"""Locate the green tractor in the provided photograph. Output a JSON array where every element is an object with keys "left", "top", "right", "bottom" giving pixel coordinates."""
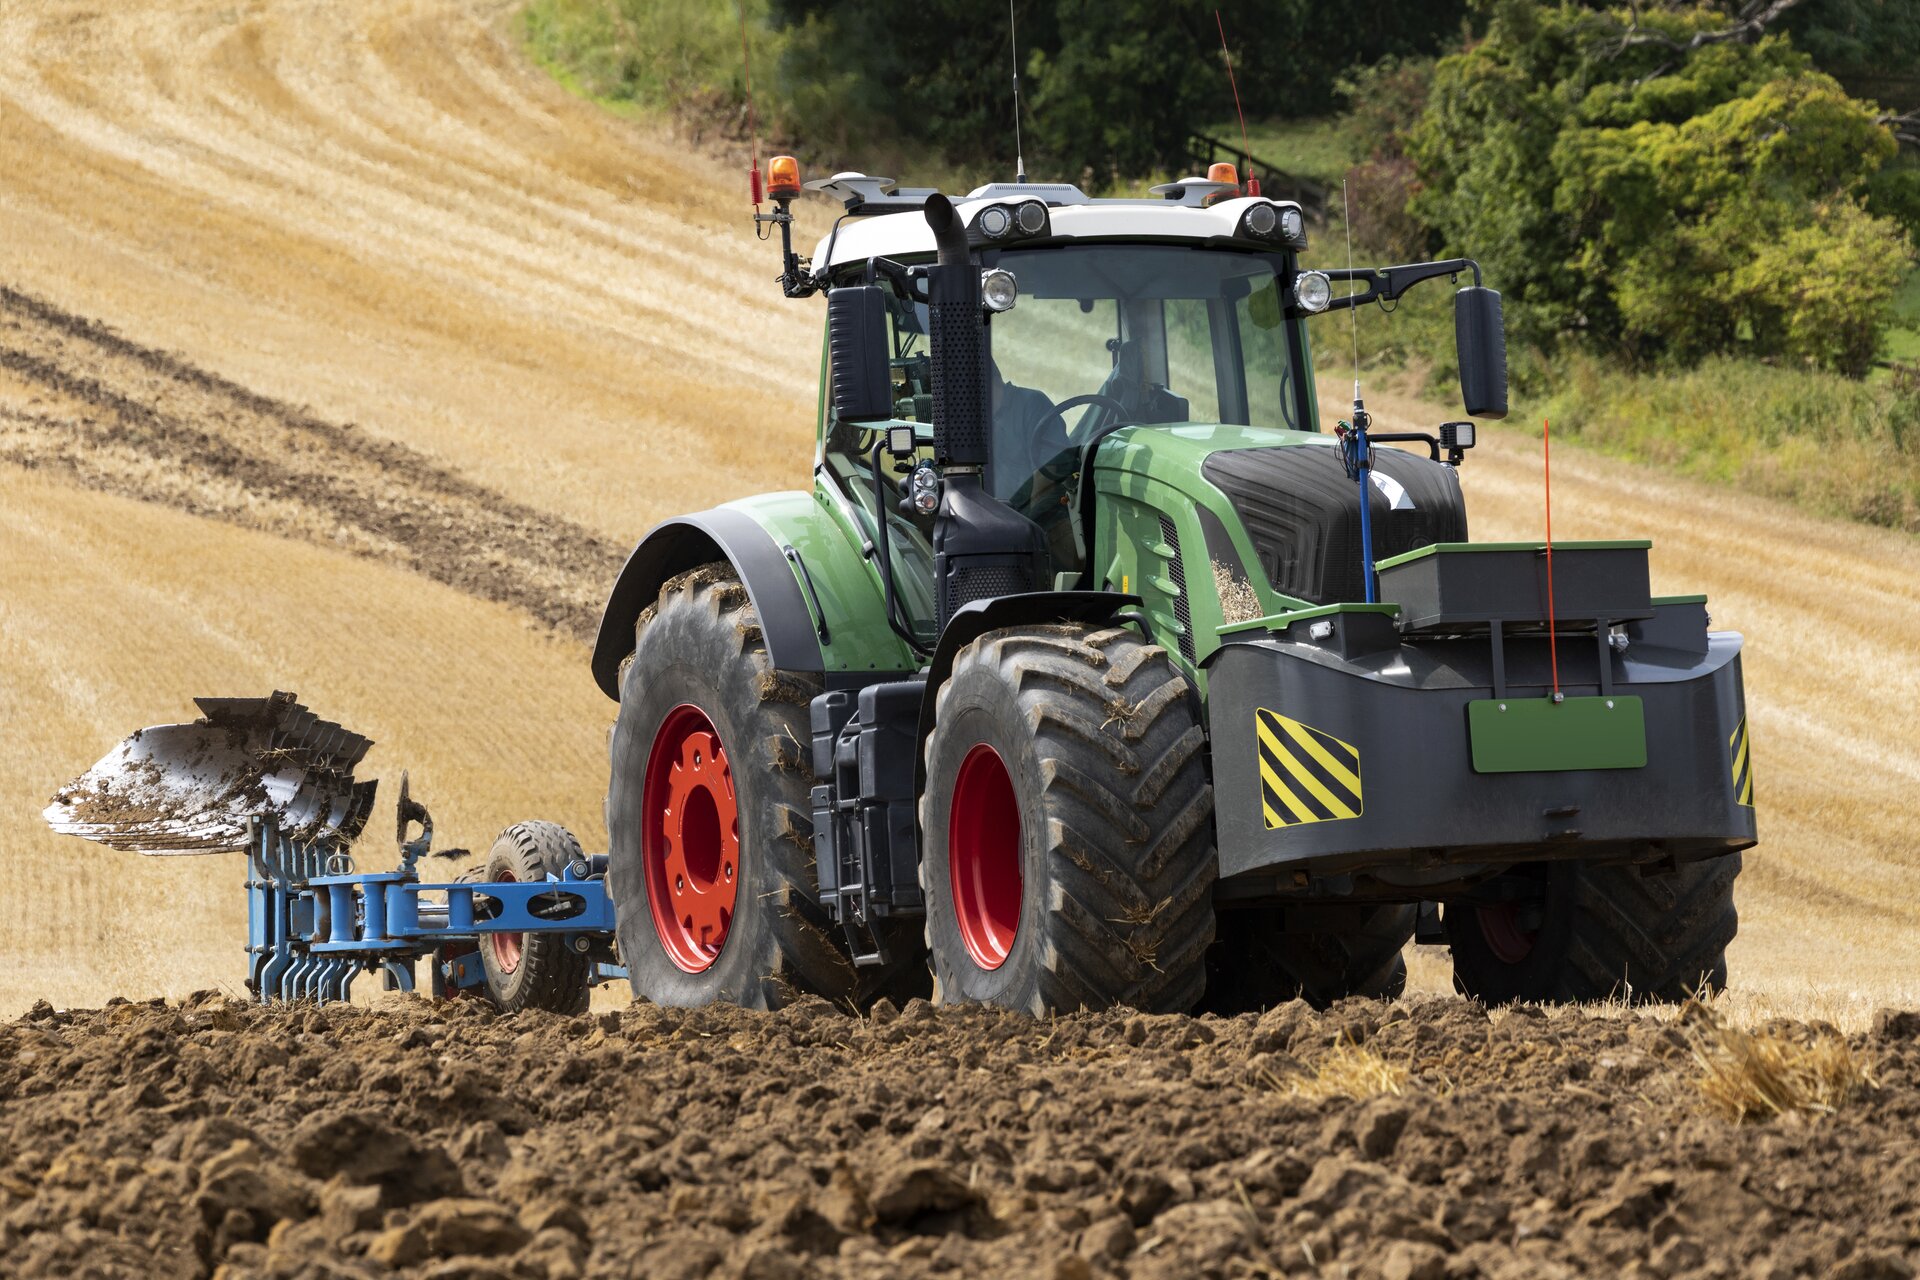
[{"left": 591, "top": 162, "right": 1754, "bottom": 1014}]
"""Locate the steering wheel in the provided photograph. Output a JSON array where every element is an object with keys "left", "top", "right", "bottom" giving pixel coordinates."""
[
  {"left": 1040, "top": 392, "right": 1131, "bottom": 433},
  {"left": 1008, "top": 393, "right": 1132, "bottom": 518}
]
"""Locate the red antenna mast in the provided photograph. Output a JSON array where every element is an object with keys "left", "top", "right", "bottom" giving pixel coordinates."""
[
  {"left": 1215, "top": 10, "right": 1258, "bottom": 196},
  {"left": 738, "top": 1, "right": 763, "bottom": 211}
]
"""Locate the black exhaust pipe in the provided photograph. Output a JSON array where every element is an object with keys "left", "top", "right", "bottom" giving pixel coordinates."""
[
  {"left": 923, "top": 194, "right": 988, "bottom": 468},
  {"left": 921, "top": 194, "right": 1048, "bottom": 631}
]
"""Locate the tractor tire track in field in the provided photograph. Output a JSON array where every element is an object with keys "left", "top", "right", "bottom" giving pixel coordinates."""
[{"left": 0, "top": 285, "right": 622, "bottom": 639}]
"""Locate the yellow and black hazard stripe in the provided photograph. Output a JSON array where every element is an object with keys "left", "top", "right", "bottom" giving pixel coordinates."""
[
  {"left": 1256, "top": 708, "right": 1363, "bottom": 830},
  {"left": 1729, "top": 716, "right": 1754, "bottom": 807}
]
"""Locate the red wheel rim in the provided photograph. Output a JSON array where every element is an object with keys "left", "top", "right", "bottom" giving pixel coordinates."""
[
  {"left": 1477, "top": 902, "right": 1538, "bottom": 965},
  {"left": 642, "top": 704, "right": 740, "bottom": 973},
  {"left": 489, "top": 867, "right": 524, "bottom": 974},
  {"left": 948, "top": 744, "right": 1022, "bottom": 971}
]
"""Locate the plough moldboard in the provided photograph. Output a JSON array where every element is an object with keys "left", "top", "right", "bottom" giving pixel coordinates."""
[{"left": 45, "top": 693, "right": 625, "bottom": 1008}]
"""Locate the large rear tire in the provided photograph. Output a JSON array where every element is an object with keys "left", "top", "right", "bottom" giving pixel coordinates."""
[
  {"left": 476, "top": 822, "right": 592, "bottom": 1015},
  {"left": 919, "top": 624, "right": 1215, "bottom": 1015},
  {"left": 1205, "top": 902, "right": 1415, "bottom": 1013},
  {"left": 606, "top": 564, "right": 868, "bottom": 1009},
  {"left": 1444, "top": 853, "right": 1741, "bottom": 1004}
]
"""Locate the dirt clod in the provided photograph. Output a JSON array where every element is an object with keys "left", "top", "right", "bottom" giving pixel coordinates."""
[{"left": 1, "top": 996, "right": 1916, "bottom": 1278}]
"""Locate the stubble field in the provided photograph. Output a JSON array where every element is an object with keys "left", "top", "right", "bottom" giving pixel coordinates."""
[{"left": 0, "top": 2, "right": 1916, "bottom": 1277}]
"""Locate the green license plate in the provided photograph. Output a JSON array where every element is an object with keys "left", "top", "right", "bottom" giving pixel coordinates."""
[{"left": 1467, "top": 696, "right": 1646, "bottom": 773}]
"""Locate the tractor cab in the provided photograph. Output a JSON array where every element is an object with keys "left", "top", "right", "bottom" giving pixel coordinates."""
[
  {"left": 803, "top": 173, "right": 1330, "bottom": 652},
  {"left": 794, "top": 168, "right": 1499, "bottom": 669}
]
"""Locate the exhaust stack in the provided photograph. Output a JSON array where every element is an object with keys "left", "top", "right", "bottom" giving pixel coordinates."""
[{"left": 924, "top": 194, "right": 989, "bottom": 469}]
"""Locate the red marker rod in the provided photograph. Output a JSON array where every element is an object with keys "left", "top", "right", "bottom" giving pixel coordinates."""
[{"left": 1544, "top": 418, "right": 1561, "bottom": 702}]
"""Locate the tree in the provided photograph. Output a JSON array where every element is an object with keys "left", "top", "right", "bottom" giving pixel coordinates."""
[{"left": 1408, "top": 0, "right": 1913, "bottom": 373}]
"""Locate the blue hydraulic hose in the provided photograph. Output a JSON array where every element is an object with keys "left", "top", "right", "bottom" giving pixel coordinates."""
[
  {"left": 1358, "top": 468, "right": 1376, "bottom": 602},
  {"left": 1352, "top": 406, "right": 1377, "bottom": 603}
]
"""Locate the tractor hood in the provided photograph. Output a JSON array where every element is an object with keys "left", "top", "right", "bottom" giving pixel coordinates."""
[{"left": 1089, "top": 424, "right": 1469, "bottom": 611}]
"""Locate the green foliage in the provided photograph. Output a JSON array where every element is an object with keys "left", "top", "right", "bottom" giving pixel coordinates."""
[
  {"left": 1780, "top": 0, "right": 1920, "bottom": 111},
  {"left": 1541, "top": 353, "right": 1920, "bottom": 532},
  {"left": 520, "top": 0, "right": 785, "bottom": 116},
  {"left": 764, "top": 0, "right": 1468, "bottom": 189},
  {"left": 1026, "top": 1, "right": 1221, "bottom": 185},
  {"left": 1218, "top": 117, "right": 1357, "bottom": 188},
  {"left": 773, "top": 1, "right": 1062, "bottom": 174},
  {"left": 1408, "top": 2, "right": 1915, "bottom": 375}
]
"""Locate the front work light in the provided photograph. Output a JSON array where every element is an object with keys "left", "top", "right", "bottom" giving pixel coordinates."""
[
  {"left": 1292, "top": 270, "right": 1333, "bottom": 313},
  {"left": 909, "top": 462, "right": 942, "bottom": 515},
  {"left": 1015, "top": 201, "right": 1047, "bottom": 235},
  {"left": 981, "top": 268, "right": 1019, "bottom": 313},
  {"left": 1244, "top": 203, "right": 1278, "bottom": 236},
  {"left": 978, "top": 205, "right": 1013, "bottom": 238}
]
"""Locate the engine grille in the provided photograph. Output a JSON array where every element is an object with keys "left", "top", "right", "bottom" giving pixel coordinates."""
[{"left": 1201, "top": 444, "right": 1468, "bottom": 605}]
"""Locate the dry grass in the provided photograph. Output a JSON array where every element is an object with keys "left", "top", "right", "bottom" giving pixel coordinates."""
[
  {"left": 0, "top": 0, "right": 1911, "bottom": 1020},
  {"left": 1685, "top": 1003, "right": 1875, "bottom": 1122},
  {"left": 1280, "top": 1037, "right": 1411, "bottom": 1102},
  {"left": 1212, "top": 561, "right": 1265, "bottom": 625}
]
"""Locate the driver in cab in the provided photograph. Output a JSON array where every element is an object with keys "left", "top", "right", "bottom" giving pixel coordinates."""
[{"left": 988, "top": 360, "right": 1058, "bottom": 504}]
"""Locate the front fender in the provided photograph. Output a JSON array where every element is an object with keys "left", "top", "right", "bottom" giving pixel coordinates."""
[{"left": 914, "top": 591, "right": 1143, "bottom": 780}]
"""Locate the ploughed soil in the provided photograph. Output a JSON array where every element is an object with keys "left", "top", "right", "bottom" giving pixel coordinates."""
[{"left": 3, "top": 995, "right": 1917, "bottom": 1280}]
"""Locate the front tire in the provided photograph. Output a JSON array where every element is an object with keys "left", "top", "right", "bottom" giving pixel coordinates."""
[
  {"left": 606, "top": 565, "right": 854, "bottom": 1009},
  {"left": 919, "top": 624, "right": 1215, "bottom": 1015},
  {"left": 1444, "top": 853, "right": 1741, "bottom": 1004}
]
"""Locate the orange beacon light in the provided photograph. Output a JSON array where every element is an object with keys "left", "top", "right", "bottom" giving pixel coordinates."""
[{"left": 767, "top": 155, "right": 802, "bottom": 201}]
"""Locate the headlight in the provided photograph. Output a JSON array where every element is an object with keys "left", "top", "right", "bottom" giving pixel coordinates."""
[
  {"left": 981, "top": 267, "right": 1019, "bottom": 313},
  {"left": 1016, "top": 200, "right": 1048, "bottom": 235},
  {"left": 1245, "top": 203, "right": 1278, "bottom": 237},
  {"left": 909, "top": 462, "right": 941, "bottom": 515},
  {"left": 1292, "top": 270, "right": 1333, "bottom": 314},
  {"left": 978, "top": 205, "right": 1012, "bottom": 238}
]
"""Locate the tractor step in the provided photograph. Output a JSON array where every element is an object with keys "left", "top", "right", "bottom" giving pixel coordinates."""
[{"left": 809, "top": 680, "right": 926, "bottom": 965}]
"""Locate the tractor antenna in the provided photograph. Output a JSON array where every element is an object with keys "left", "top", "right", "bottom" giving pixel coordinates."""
[
  {"left": 1009, "top": 0, "right": 1027, "bottom": 183},
  {"left": 1344, "top": 177, "right": 1361, "bottom": 405},
  {"left": 737, "top": 0, "right": 766, "bottom": 232},
  {"left": 1338, "top": 176, "right": 1379, "bottom": 603},
  {"left": 1215, "top": 11, "right": 1257, "bottom": 196}
]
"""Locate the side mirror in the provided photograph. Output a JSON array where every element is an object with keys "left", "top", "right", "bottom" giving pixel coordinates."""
[
  {"left": 827, "top": 285, "right": 893, "bottom": 423},
  {"left": 1454, "top": 286, "right": 1508, "bottom": 420}
]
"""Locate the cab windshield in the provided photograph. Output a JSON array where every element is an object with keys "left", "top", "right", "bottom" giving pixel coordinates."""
[{"left": 821, "top": 243, "right": 1307, "bottom": 627}]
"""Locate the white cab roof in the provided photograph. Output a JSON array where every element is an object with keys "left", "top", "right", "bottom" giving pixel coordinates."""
[{"left": 810, "top": 190, "right": 1302, "bottom": 277}]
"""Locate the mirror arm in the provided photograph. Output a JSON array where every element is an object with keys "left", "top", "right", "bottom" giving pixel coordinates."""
[
  {"left": 863, "top": 256, "right": 928, "bottom": 303},
  {"left": 1322, "top": 257, "right": 1481, "bottom": 311},
  {"left": 1367, "top": 431, "right": 1442, "bottom": 464}
]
